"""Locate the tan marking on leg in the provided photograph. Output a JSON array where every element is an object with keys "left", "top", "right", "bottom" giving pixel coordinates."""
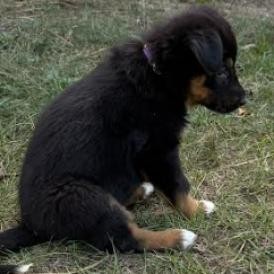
[
  {"left": 125, "top": 186, "right": 145, "bottom": 207},
  {"left": 109, "top": 195, "right": 134, "bottom": 221},
  {"left": 187, "top": 75, "right": 212, "bottom": 106},
  {"left": 133, "top": 186, "right": 147, "bottom": 201},
  {"left": 128, "top": 223, "right": 196, "bottom": 250},
  {"left": 125, "top": 182, "right": 154, "bottom": 207},
  {"left": 175, "top": 193, "right": 200, "bottom": 219}
]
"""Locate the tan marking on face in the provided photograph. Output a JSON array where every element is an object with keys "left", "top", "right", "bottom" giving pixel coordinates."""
[
  {"left": 128, "top": 223, "right": 183, "bottom": 250},
  {"left": 187, "top": 75, "right": 212, "bottom": 106},
  {"left": 175, "top": 193, "right": 200, "bottom": 219}
]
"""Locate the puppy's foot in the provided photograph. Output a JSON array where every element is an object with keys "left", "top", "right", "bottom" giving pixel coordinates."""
[
  {"left": 199, "top": 200, "right": 215, "bottom": 216},
  {"left": 16, "top": 264, "right": 34, "bottom": 273},
  {"left": 179, "top": 229, "right": 198, "bottom": 250},
  {"left": 141, "top": 182, "right": 154, "bottom": 199},
  {"left": 175, "top": 194, "right": 215, "bottom": 218},
  {"left": 125, "top": 182, "right": 154, "bottom": 207},
  {"left": 129, "top": 223, "right": 197, "bottom": 251}
]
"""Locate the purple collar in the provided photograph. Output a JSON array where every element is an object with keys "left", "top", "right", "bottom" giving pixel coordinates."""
[
  {"left": 143, "top": 44, "right": 153, "bottom": 64},
  {"left": 143, "top": 44, "right": 161, "bottom": 75}
]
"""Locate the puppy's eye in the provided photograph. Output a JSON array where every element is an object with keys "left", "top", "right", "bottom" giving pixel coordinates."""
[
  {"left": 216, "top": 70, "right": 228, "bottom": 79},
  {"left": 216, "top": 69, "right": 229, "bottom": 85}
]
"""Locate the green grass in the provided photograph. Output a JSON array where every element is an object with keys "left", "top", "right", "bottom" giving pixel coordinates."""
[{"left": 0, "top": 0, "right": 274, "bottom": 273}]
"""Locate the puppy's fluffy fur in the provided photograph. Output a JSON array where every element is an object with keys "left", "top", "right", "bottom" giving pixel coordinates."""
[{"left": 0, "top": 6, "right": 245, "bottom": 256}]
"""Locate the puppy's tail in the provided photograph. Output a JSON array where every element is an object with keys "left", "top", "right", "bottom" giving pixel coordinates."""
[
  {"left": 0, "top": 264, "right": 33, "bottom": 274},
  {"left": 0, "top": 225, "right": 40, "bottom": 273},
  {"left": 0, "top": 225, "right": 41, "bottom": 253}
]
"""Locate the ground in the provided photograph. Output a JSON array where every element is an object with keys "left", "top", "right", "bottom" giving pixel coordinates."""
[{"left": 0, "top": 0, "right": 273, "bottom": 273}]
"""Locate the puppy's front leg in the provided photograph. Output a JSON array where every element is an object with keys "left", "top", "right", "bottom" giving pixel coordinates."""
[
  {"left": 175, "top": 191, "right": 215, "bottom": 219},
  {"left": 142, "top": 146, "right": 215, "bottom": 218}
]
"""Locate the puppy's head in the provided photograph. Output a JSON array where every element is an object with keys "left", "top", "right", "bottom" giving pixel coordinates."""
[
  {"left": 185, "top": 26, "right": 246, "bottom": 113},
  {"left": 144, "top": 6, "right": 246, "bottom": 113}
]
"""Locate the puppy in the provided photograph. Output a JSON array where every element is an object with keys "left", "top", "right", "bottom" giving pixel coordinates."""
[{"left": 0, "top": 6, "right": 246, "bottom": 263}]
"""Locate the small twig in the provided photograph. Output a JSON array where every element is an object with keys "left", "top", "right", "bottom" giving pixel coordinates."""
[
  {"left": 89, "top": 47, "right": 107, "bottom": 58},
  {"left": 47, "top": 29, "right": 74, "bottom": 47},
  {"left": 223, "top": 154, "right": 272, "bottom": 169}
]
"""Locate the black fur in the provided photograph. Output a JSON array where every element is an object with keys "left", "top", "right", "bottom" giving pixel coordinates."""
[
  {"left": 0, "top": 265, "right": 22, "bottom": 274},
  {"left": 0, "top": 6, "right": 246, "bottom": 255},
  {"left": 0, "top": 265, "right": 30, "bottom": 274}
]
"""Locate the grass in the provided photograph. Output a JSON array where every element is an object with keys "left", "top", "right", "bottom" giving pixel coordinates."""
[{"left": 0, "top": 0, "right": 274, "bottom": 273}]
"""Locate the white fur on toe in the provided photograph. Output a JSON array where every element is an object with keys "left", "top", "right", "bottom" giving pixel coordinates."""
[
  {"left": 200, "top": 200, "right": 215, "bottom": 215},
  {"left": 141, "top": 182, "right": 154, "bottom": 199},
  {"left": 179, "top": 229, "right": 197, "bottom": 250},
  {"left": 16, "top": 264, "right": 33, "bottom": 273}
]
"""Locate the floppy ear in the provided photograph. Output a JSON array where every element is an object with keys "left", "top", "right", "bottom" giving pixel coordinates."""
[
  {"left": 189, "top": 30, "right": 223, "bottom": 74},
  {"left": 143, "top": 39, "right": 175, "bottom": 75}
]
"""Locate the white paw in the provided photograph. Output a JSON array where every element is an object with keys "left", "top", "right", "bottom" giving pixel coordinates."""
[
  {"left": 179, "top": 229, "right": 197, "bottom": 250},
  {"left": 141, "top": 182, "right": 154, "bottom": 199},
  {"left": 200, "top": 200, "right": 215, "bottom": 216},
  {"left": 16, "top": 263, "right": 33, "bottom": 273}
]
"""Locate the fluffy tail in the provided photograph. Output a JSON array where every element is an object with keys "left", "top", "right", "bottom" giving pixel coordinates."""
[
  {"left": 0, "top": 225, "right": 41, "bottom": 253},
  {"left": 0, "top": 264, "right": 33, "bottom": 274}
]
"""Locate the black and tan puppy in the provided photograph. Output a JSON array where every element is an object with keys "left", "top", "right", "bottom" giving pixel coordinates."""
[{"left": 0, "top": 6, "right": 246, "bottom": 263}]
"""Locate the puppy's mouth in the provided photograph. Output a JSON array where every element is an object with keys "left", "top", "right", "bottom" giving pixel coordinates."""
[{"left": 205, "top": 97, "right": 246, "bottom": 114}]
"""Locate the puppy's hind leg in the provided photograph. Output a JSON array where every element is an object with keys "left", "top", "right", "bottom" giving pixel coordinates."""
[
  {"left": 128, "top": 223, "right": 197, "bottom": 251},
  {"left": 99, "top": 195, "right": 197, "bottom": 252},
  {"left": 45, "top": 182, "right": 140, "bottom": 253},
  {"left": 37, "top": 179, "right": 196, "bottom": 253}
]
